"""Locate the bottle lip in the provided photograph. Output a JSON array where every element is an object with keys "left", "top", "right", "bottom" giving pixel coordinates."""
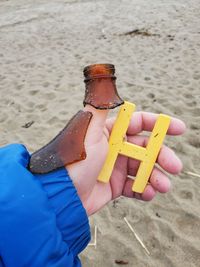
[{"left": 83, "top": 63, "right": 115, "bottom": 78}]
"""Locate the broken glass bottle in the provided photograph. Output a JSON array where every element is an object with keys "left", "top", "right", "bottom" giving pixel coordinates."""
[
  {"left": 83, "top": 64, "right": 124, "bottom": 109},
  {"left": 29, "top": 111, "right": 92, "bottom": 173}
]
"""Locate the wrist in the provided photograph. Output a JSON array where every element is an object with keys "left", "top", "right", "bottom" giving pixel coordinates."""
[{"left": 34, "top": 167, "right": 91, "bottom": 255}]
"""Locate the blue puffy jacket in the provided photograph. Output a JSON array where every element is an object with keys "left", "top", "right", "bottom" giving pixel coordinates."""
[{"left": 0, "top": 144, "right": 90, "bottom": 267}]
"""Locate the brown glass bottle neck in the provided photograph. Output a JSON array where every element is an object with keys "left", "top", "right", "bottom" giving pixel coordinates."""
[
  {"left": 84, "top": 75, "right": 116, "bottom": 83},
  {"left": 83, "top": 63, "right": 124, "bottom": 110}
]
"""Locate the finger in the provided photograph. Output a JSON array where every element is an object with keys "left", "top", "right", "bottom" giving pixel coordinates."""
[
  {"left": 106, "top": 112, "right": 186, "bottom": 136},
  {"left": 149, "top": 167, "right": 171, "bottom": 193},
  {"left": 128, "top": 112, "right": 186, "bottom": 135},
  {"left": 127, "top": 135, "right": 183, "bottom": 175},
  {"left": 158, "top": 146, "right": 183, "bottom": 174},
  {"left": 127, "top": 166, "right": 171, "bottom": 194},
  {"left": 83, "top": 105, "right": 109, "bottom": 145},
  {"left": 140, "top": 184, "right": 157, "bottom": 201},
  {"left": 122, "top": 178, "right": 135, "bottom": 198},
  {"left": 110, "top": 155, "right": 128, "bottom": 199},
  {"left": 122, "top": 178, "right": 156, "bottom": 201}
]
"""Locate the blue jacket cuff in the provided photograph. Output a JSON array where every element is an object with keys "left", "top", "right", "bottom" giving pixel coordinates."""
[{"left": 34, "top": 167, "right": 91, "bottom": 256}]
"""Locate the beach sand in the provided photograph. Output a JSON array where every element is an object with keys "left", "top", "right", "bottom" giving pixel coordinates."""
[{"left": 0, "top": 0, "right": 200, "bottom": 266}]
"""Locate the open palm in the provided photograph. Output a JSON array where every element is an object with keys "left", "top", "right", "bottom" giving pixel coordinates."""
[{"left": 67, "top": 107, "right": 185, "bottom": 216}]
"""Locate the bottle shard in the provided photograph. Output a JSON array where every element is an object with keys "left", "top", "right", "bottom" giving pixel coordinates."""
[
  {"left": 83, "top": 64, "right": 124, "bottom": 109},
  {"left": 29, "top": 110, "right": 93, "bottom": 174}
]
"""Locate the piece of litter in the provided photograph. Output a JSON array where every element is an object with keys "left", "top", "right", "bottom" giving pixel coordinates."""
[
  {"left": 22, "top": 121, "right": 35, "bottom": 128},
  {"left": 88, "top": 226, "right": 97, "bottom": 249},
  {"left": 118, "top": 29, "right": 160, "bottom": 37},
  {"left": 124, "top": 217, "right": 150, "bottom": 255},
  {"left": 115, "top": 259, "right": 129, "bottom": 265},
  {"left": 184, "top": 171, "right": 200, "bottom": 178}
]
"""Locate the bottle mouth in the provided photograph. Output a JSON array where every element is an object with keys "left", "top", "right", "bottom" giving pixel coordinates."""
[
  {"left": 83, "top": 63, "right": 124, "bottom": 110},
  {"left": 83, "top": 64, "right": 115, "bottom": 81}
]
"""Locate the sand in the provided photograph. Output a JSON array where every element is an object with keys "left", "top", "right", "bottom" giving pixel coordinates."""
[{"left": 0, "top": 0, "right": 200, "bottom": 266}]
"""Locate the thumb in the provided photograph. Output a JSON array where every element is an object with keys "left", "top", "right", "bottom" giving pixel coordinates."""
[{"left": 83, "top": 105, "right": 109, "bottom": 146}]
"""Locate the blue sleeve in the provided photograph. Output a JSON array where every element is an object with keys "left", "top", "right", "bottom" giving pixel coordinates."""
[
  {"left": 0, "top": 144, "right": 90, "bottom": 267},
  {"left": 34, "top": 169, "right": 90, "bottom": 257}
]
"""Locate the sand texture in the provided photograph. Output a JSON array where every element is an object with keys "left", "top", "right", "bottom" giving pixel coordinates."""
[{"left": 0, "top": 0, "right": 200, "bottom": 266}]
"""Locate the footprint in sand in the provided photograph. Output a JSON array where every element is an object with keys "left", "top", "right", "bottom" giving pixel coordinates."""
[
  {"left": 44, "top": 92, "right": 56, "bottom": 100},
  {"left": 29, "top": 90, "right": 39, "bottom": 96},
  {"left": 176, "top": 211, "right": 199, "bottom": 235},
  {"left": 188, "top": 135, "right": 200, "bottom": 148},
  {"left": 179, "top": 190, "right": 193, "bottom": 200}
]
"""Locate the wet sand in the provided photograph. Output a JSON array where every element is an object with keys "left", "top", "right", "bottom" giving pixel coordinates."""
[{"left": 0, "top": 0, "right": 200, "bottom": 266}]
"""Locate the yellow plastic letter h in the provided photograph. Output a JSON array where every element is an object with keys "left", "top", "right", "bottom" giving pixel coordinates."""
[{"left": 98, "top": 101, "right": 171, "bottom": 193}]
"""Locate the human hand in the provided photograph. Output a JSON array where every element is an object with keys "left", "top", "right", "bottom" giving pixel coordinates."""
[{"left": 67, "top": 107, "right": 186, "bottom": 216}]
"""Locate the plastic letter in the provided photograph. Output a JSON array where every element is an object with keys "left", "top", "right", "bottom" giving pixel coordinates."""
[{"left": 98, "top": 101, "right": 171, "bottom": 193}]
